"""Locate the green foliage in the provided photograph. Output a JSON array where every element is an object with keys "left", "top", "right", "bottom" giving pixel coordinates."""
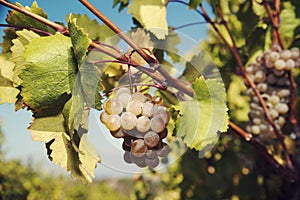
[
  {"left": 1, "top": 1, "right": 55, "bottom": 53},
  {"left": 20, "top": 34, "right": 76, "bottom": 110},
  {"left": 0, "top": 53, "right": 19, "bottom": 104},
  {"left": 174, "top": 77, "right": 228, "bottom": 151},
  {"left": 128, "top": 0, "right": 168, "bottom": 39}
]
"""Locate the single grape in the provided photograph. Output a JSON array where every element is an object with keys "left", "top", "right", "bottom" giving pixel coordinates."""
[
  {"left": 123, "top": 151, "right": 132, "bottom": 164},
  {"left": 118, "top": 92, "right": 131, "bottom": 108},
  {"left": 278, "top": 116, "right": 286, "bottom": 127},
  {"left": 153, "top": 106, "right": 170, "bottom": 124},
  {"left": 280, "top": 50, "right": 292, "bottom": 60},
  {"left": 254, "top": 70, "right": 266, "bottom": 82},
  {"left": 103, "top": 98, "right": 123, "bottom": 114},
  {"left": 257, "top": 83, "right": 268, "bottom": 93},
  {"left": 285, "top": 59, "right": 295, "bottom": 70},
  {"left": 142, "top": 102, "right": 154, "bottom": 117},
  {"left": 156, "top": 143, "right": 170, "bottom": 157},
  {"left": 150, "top": 116, "right": 166, "bottom": 133},
  {"left": 126, "top": 100, "right": 143, "bottom": 116},
  {"left": 273, "top": 69, "right": 285, "bottom": 77},
  {"left": 136, "top": 116, "right": 151, "bottom": 132},
  {"left": 277, "top": 89, "right": 290, "bottom": 98},
  {"left": 291, "top": 47, "right": 300, "bottom": 59},
  {"left": 269, "top": 108, "right": 279, "bottom": 119},
  {"left": 270, "top": 51, "right": 280, "bottom": 62},
  {"left": 252, "top": 118, "right": 261, "bottom": 125},
  {"left": 267, "top": 74, "right": 277, "bottom": 85},
  {"left": 120, "top": 112, "right": 137, "bottom": 130},
  {"left": 116, "top": 87, "right": 131, "bottom": 98},
  {"left": 274, "top": 103, "right": 289, "bottom": 114},
  {"left": 274, "top": 59, "right": 286, "bottom": 71},
  {"left": 105, "top": 114, "right": 121, "bottom": 131},
  {"left": 131, "top": 92, "right": 147, "bottom": 103},
  {"left": 99, "top": 111, "right": 110, "bottom": 124},
  {"left": 259, "top": 124, "right": 268, "bottom": 132},
  {"left": 269, "top": 95, "right": 280, "bottom": 105},
  {"left": 131, "top": 139, "right": 147, "bottom": 157},
  {"left": 144, "top": 131, "right": 160, "bottom": 148},
  {"left": 251, "top": 125, "right": 260, "bottom": 135},
  {"left": 145, "top": 156, "right": 159, "bottom": 168}
]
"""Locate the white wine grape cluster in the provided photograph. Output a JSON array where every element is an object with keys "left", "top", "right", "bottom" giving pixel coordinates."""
[
  {"left": 100, "top": 87, "right": 171, "bottom": 168},
  {"left": 246, "top": 46, "right": 300, "bottom": 143}
]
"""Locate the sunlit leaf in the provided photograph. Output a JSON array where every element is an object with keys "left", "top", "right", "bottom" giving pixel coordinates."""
[
  {"left": 174, "top": 77, "right": 228, "bottom": 151},
  {"left": 19, "top": 34, "right": 77, "bottom": 110},
  {"left": 128, "top": 0, "right": 168, "bottom": 39}
]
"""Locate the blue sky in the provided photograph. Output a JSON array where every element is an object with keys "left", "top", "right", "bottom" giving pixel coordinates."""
[{"left": 0, "top": 0, "right": 210, "bottom": 179}]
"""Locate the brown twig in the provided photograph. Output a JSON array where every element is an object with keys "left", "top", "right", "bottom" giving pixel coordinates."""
[
  {"left": 262, "top": 0, "right": 284, "bottom": 48},
  {"left": 78, "top": 0, "right": 194, "bottom": 97},
  {"left": 199, "top": 4, "right": 294, "bottom": 171}
]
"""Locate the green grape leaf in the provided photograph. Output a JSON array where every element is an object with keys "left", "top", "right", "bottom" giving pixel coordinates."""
[
  {"left": 67, "top": 16, "right": 91, "bottom": 66},
  {"left": 279, "top": 2, "right": 300, "bottom": 47},
  {"left": 128, "top": 0, "right": 168, "bottom": 39},
  {"left": 29, "top": 111, "right": 100, "bottom": 184},
  {"left": 0, "top": 53, "right": 19, "bottom": 104},
  {"left": 10, "top": 30, "right": 40, "bottom": 86},
  {"left": 1, "top": 28, "right": 16, "bottom": 53},
  {"left": 19, "top": 34, "right": 77, "bottom": 110},
  {"left": 6, "top": 1, "right": 54, "bottom": 34},
  {"left": 67, "top": 18, "right": 102, "bottom": 110},
  {"left": 174, "top": 77, "right": 228, "bottom": 151},
  {"left": 67, "top": 14, "right": 117, "bottom": 44},
  {"left": 188, "top": 0, "right": 202, "bottom": 9}
]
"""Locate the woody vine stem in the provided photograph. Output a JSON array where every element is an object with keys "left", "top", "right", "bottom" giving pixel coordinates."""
[{"left": 0, "top": 0, "right": 297, "bottom": 181}]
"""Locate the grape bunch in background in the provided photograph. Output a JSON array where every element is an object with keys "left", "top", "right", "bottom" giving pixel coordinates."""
[
  {"left": 246, "top": 46, "right": 300, "bottom": 143},
  {"left": 100, "top": 87, "right": 171, "bottom": 168}
]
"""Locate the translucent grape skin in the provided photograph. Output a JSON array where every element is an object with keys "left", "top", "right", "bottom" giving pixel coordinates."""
[
  {"left": 131, "top": 139, "right": 147, "bottom": 157},
  {"left": 120, "top": 112, "right": 137, "bottom": 130},
  {"left": 105, "top": 114, "right": 121, "bottom": 131},
  {"left": 136, "top": 116, "right": 151, "bottom": 132},
  {"left": 142, "top": 102, "right": 154, "bottom": 117},
  {"left": 103, "top": 98, "right": 123, "bottom": 114},
  {"left": 126, "top": 100, "right": 143, "bottom": 116},
  {"left": 144, "top": 131, "right": 160, "bottom": 148},
  {"left": 150, "top": 116, "right": 165, "bottom": 133}
]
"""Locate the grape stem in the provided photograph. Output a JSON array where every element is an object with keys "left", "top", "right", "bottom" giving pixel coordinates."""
[
  {"left": 0, "top": 0, "right": 194, "bottom": 97},
  {"left": 199, "top": 4, "right": 295, "bottom": 174},
  {"left": 0, "top": 24, "right": 52, "bottom": 36}
]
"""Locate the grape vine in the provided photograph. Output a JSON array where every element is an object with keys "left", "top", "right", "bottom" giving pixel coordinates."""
[{"left": 0, "top": 1, "right": 300, "bottom": 199}]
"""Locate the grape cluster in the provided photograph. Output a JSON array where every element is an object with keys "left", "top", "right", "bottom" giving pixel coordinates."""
[
  {"left": 246, "top": 46, "right": 300, "bottom": 142},
  {"left": 100, "top": 87, "right": 171, "bottom": 168}
]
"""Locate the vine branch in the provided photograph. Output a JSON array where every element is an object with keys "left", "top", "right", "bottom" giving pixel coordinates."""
[{"left": 0, "top": 0, "right": 194, "bottom": 97}]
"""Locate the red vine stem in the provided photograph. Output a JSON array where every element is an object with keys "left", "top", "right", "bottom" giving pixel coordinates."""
[
  {"left": 262, "top": 0, "right": 284, "bottom": 48},
  {"left": 199, "top": 4, "right": 294, "bottom": 171},
  {"left": 0, "top": 0, "right": 194, "bottom": 97}
]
